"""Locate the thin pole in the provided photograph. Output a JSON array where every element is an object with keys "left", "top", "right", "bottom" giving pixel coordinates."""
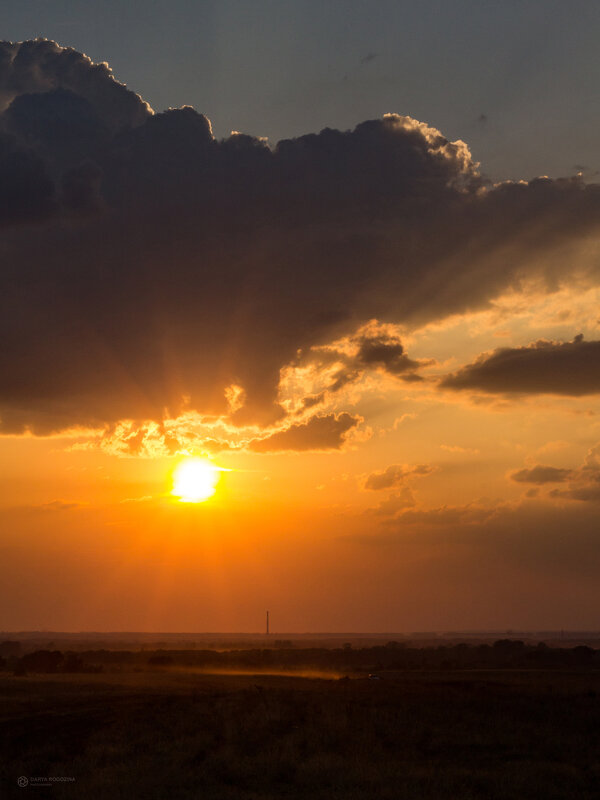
[{"left": 266, "top": 610, "right": 269, "bottom": 636}]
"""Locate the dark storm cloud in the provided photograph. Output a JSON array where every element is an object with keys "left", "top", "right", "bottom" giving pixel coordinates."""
[
  {"left": 0, "top": 130, "right": 56, "bottom": 225},
  {"left": 441, "top": 336, "right": 600, "bottom": 396},
  {"left": 248, "top": 412, "right": 360, "bottom": 452},
  {"left": 0, "top": 40, "right": 600, "bottom": 435},
  {"left": 0, "top": 39, "right": 150, "bottom": 130},
  {"left": 0, "top": 39, "right": 149, "bottom": 228},
  {"left": 510, "top": 465, "right": 573, "bottom": 484}
]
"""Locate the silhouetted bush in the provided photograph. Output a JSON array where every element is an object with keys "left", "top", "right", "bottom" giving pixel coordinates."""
[{"left": 20, "top": 650, "right": 63, "bottom": 673}]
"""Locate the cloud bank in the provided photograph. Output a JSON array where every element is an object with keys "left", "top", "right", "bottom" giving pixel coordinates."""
[{"left": 1, "top": 39, "right": 599, "bottom": 439}]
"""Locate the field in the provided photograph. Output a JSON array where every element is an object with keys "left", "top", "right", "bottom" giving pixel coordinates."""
[{"left": 1, "top": 661, "right": 600, "bottom": 799}]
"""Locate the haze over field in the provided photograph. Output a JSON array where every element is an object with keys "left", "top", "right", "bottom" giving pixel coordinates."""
[{"left": 1, "top": 2, "right": 600, "bottom": 632}]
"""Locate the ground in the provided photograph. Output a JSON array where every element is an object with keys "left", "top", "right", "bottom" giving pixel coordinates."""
[{"left": 1, "top": 666, "right": 600, "bottom": 799}]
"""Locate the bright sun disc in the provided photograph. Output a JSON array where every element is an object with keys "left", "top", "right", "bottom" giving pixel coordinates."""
[{"left": 171, "top": 458, "right": 219, "bottom": 503}]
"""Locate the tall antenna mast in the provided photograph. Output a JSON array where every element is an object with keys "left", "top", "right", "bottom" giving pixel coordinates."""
[{"left": 266, "top": 610, "right": 269, "bottom": 636}]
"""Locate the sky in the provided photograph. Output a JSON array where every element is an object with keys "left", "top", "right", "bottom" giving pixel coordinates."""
[{"left": 1, "top": 4, "right": 600, "bottom": 632}]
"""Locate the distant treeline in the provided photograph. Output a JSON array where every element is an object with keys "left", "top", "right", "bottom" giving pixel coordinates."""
[
  {"left": 2, "top": 649, "right": 102, "bottom": 675},
  {"left": 139, "top": 640, "right": 600, "bottom": 672},
  {"left": 3, "top": 640, "right": 599, "bottom": 675}
]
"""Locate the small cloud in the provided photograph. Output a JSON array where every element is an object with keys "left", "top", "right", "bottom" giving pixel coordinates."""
[
  {"left": 368, "top": 487, "right": 416, "bottom": 516},
  {"left": 509, "top": 465, "right": 573, "bottom": 485},
  {"left": 364, "top": 463, "right": 434, "bottom": 491},
  {"left": 550, "top": 486, "right": 600, "bottom": 503},
  {"left": 393, "top": 413, "right": 417, "bottom": 429},
  {"left": 249, "top": 412, "right": 361, "bottom": 453},
  {"left": 38, "top": 500, "right": 80, "bottom": 511},
  {"left": 355, "top": 333, "right": 422, "bottom": 376},
  {"left": 120, "top": 495, "right": 155, "bottom": 504},
  {"left": 536, "top": 440, "right": 570, "bottom": 455},
  {"left": 361, "top": 52, "right": 378, "bottom": 64},
  {"left": 440, "top": 444, "right": 479, "bottom": 455}
]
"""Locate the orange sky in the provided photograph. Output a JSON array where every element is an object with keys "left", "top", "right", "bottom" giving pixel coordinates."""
[
  {"left": 0, "top": 41, "right": 599, "bottom": 632},
  {"left": 2, "top": 284, "right": 600, "bottom": 632}
]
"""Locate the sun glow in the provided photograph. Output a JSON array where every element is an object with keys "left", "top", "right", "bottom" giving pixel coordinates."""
[{"left": 171, "top": 458, "right": 220, "bottom": 503}]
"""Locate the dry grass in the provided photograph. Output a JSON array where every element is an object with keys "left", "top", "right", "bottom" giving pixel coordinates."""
[{"left": 1, "top": 668, "right": 599, "bottom": 799}]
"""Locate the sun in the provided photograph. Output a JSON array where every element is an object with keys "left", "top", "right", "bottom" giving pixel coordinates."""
[{"left": 171, "top": 458, "right": 220, "bottom": 503}]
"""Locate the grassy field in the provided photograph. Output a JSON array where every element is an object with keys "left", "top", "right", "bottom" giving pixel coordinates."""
[{"left": 1, "top": 667, "right": 600, "bottom": 799}]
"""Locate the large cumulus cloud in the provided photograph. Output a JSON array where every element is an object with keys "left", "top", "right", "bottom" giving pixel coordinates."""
[
  {"left": 0, "top": 39, "right": 150, "bottom": 129},
  {"left": 1, "top": 40, "right": 600, "bottom": 436}
]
